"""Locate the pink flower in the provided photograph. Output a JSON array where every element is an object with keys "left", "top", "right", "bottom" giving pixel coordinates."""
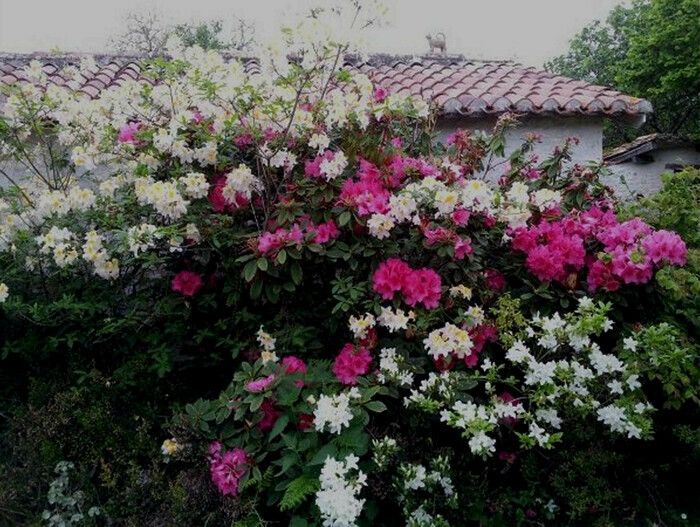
[
  {"left": 522, "top": 167, "right": 541, "bottom": 180},
  {"left": 282, "top": 356, "right": 307, "bottom": 387},
  {"left": 297, "top": 413, "right": 314, "bottom": 430},
  {"left": 372, "top": 258, "right": 412, "bottom": 300},
  {"left": 304, "top": 150, "right": 335, "bottom": 179},
  {"left": 402, "top": 268, "right": 442, "bottom": 309},
  {"left": 373, "top": 86, "right": 387, "bottom": 102},
  {"left": 311, "top": 220, "right": 340, "bottom": 244},
  {"left": 258, "top": 399, "right": 281, "bottom": 431},
  {"left": 424, "top": 226, "right": 454, "bottom": 246},
  {"left": 642, "top": 230, "right": 687, "bottom": 266},
  {"left": 245, "top": 373, "right": 276, "bottom": 392},
  {"left": 372, "top": 258, "right": 442, "bottom": 309},
  {"left": 338, "top": 160, "right": 390, "bottom": 215},
  {"left": 171, "top": 270, "right": 203, "bottom": 297},
  {"left": 587, "top": 259, "right": 620, "bottom": 292},
  {"left": 451, "top": 208, "right": 470, "bottom": 226},
  {"left": 484, "top": 269, "right": 506, "bottom": 291},
  {"left": 257, "top": 225, "right": 304, "bottom": 255},
  {"left": 209, "top": 176, "right": 249, "bottom": 213},
  {"left": 454, "top": 237, "right": 473, "bottom": 260},
  {"left": 234, "top": 133, "right": 254, "bottom": 149},
  {"left": 209, "top": 442, "right": 249, "bottom": 496},
  {"left": 117, "top": 122, "right": 141, "bottom": 144},
  {"left": 332, "top": 343, "right": 372, "bottom": 385}
]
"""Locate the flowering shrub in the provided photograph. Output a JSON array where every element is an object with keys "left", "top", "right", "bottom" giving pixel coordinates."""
[{"left": 0, "top": 3, "right": 698, "bottom": 525}]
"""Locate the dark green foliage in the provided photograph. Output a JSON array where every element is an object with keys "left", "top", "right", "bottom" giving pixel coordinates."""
[{"left": 546, "top": 0, "right": 700, "bottom": 145}]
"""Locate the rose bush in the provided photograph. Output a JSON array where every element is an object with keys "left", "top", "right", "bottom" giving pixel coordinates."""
[{"left": 0, "top": 3, "right": 698, "bottom": 526}]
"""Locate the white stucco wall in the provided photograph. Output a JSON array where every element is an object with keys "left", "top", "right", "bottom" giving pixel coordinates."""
[
  {"left": 605, "top": 147, "right": 700, "bottom": 199},
  {"left": 435, "top": 115, "right": 604, "bottom": 182}
]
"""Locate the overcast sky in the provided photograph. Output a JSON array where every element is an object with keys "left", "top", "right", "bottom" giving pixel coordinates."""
[{"left": 0, "top": 0, "right": 627, "bottom": 67}]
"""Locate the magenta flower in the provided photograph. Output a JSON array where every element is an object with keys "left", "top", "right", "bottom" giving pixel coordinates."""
[
  {"left": 332, "top": 343, "right": 372, "bottom": 385},
  {"left": 117, "top": 122, "right": 141, "bottom": 144},
  {"left": 209, "top": 442, "right": 249, "bottom": 496},
  {"left": 171, "top": 270, "right": 203, "bottom": 297},
  {"left": 245, "top": 374, "right": 276, "bottom": 393}
]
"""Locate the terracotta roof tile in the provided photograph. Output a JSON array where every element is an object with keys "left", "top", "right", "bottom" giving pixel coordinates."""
[{"left": 0, "top": 52, "right": 653, "bottom": 117}]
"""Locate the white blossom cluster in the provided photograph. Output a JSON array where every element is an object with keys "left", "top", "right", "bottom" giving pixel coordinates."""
[
  {"left": 423, "top": 323, "right": 473, "bottom": 359},
  {"left": 376, "top": 306, "right": 414, "bottom": 333},
  {"left": 314, "top": 388, "right": 360, "bottom": 435},
  {"left": 256, "top": 326, "right": 278, "bottom": 364},
  {"left": 315, "top": 454, "right": 367, "bottom": 527},
  {"left": 348, "top": 313, "right": 375, "bottom": 340},
  {"left": 376, "top": 347, "right": 414, "bottom": 386}
]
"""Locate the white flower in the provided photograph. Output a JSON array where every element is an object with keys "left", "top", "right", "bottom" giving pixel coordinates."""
[
  {"left": 589, "top": 348, "right": 626, "bottom": 375},
  {"left": 424, "top": 323, "right": 473, "bottom": 359},
  {"left": 319, "top": 151, "right": 348, "bottom": 181},
  {"left": 528, "top": 422, "right": 551, "bottom": 447},
  {"left": 434, "top": 189, "right": 459, "bottom": 216},
  {"left": 314, "top": 392, "right": 354, "bottom": 434},
  {"left": 535, "top": 408, "right": 562, "bottom": 429},
  {"left": 377, "top": 306, "right": 413, "bottom": 333},
  {"left": 506, "top": 341, "right": 532, "bottom": 363},
  {"left": 222, "top": 164, "right": 262, "bottom": 202},
  {"left": 388, "top": 194, "right": 417, "bottom": 223},
  {"left": 256, "top": 326, "right": 276, "bottom": 352},
  {"left": 626, "top": 374, "right": 641, "bottom": 391},
  {"left": 608, "top": 379, "right": 624, "bottom": 395},
  {"left": 404, "top": 464, "right": 427, "bottom": 490},
  {"left": 0, "top": 283, "right": 8, "bottom": 303},
  {"left": 126, "top": 223, "right": 158, "bottom": 256},
  {"left": 449, "top": 284, "right": 472, "bottom": 300},
  {"left": 468, "top": 431, "right": 496, "bottom": 456},
  {"left": 531, "top": 189, "right": 561, "bottom": 209},
  {"left": 623, "top": 337, "right": 638, "bottom": 352},
  {"left": 179, "top": 172, "right": 210, "bottom": 199},
  {"left": 348, "top": 313, "right": 376, "bottom": 340},
  {"left": 309, "top": 133, "right": 330, "bottom": 152},
  {"left": 506, "top": 182, "right": 529, "bottom": 205},
  {"left": 269, "top": 149, "right": 297, "bottom": 170},
  {"left": 316, "top": 455, "right": 366, "bottom": 527},
  {"left": 524, "top": 360, "right": 557, "bottom": 386},
  {"left": 367, "top": 213, "right": 395, "bottom": 239}
]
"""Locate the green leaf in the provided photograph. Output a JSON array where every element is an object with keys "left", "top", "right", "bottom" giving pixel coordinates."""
[
  {"left": 257, "top": 257, "right": 269, "bottom": 272},
  {"left": 365, "top": 400, "right": 387, "bottom": 413},
  {"left": 280, "top": 474, "right": 320, "bottom": 511},
  {"left": 269, "top": 414, "right": 289, "bottom": 440},
  {"left": 291, "top": 262, "right": 303, "bottom": 285},
  {"left": 243, "top": 260, "right": 258, "bottom": 282}
]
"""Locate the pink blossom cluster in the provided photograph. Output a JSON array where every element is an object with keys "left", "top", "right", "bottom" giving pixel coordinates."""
[
  {"left": 338, "top": 160, "right": 391, "bottom": 216},
  {"left": 256, "top": 219, "right": 339, "bottom": 256},
  {"left": 511, "top": 220, "right": 586, "bottom": 283},
  {"left": 423, "top": 226, "right": 473, "bottom": 260},
  {"left": 208, "top": 441, "right": 249, "bottom": 496},
  {"left": 209, "top": 175, "right": 249, "bottom": 213},
  {"left": 171, "top": 270, "right": 204, "bottom": 297},
  {"left": 372, "top": 258, "right": 442, "bottom": 309},
  {"left": 511, "top": 207, "right": 687, "bottom": 291},
  {"left": 332, "top": 343, "right": 372, "bottom": 385},
  {"left": 304, "top": 150, "right": 336, "bottom": 179},
  {"left": 387, "top": 154, "right": 439, "bottom": 186},
  {"left": 117, "top": 121, "right": 141, "bottom": 144},
  {"left": 282, "top": 355, "right": 308, "bottom": 388}
]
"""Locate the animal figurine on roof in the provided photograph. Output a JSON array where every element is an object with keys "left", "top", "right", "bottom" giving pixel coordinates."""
[{"left": 426, "top": 33, "right": 447, "bottom": 56}]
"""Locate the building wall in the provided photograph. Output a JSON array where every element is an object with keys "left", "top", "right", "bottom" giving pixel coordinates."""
[
  {"left": 434, "top": 115, "right": 604, "bottom": 181},
  {"left": 605, "top": 147, "right": 700, "bottom": 199}
]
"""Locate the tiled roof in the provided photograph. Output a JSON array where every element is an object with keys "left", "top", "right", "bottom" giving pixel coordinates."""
[{"left": 0, "top": 52, "right": 653, "bottom": 118}]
